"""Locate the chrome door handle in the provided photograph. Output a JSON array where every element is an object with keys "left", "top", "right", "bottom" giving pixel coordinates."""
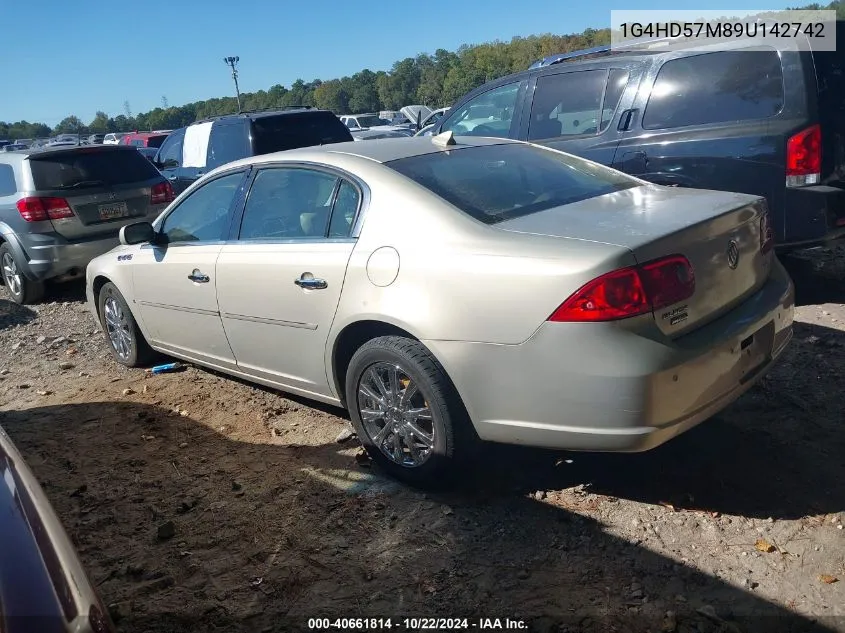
[
  {"left": 167, "top": 175, "right": 177, "bottom": 181},
  {"left": 188, "top": 270, "right": 210, "bottom": 283},
  {"left": 294, "top": 274, "right": 327, "bottom": 290}
]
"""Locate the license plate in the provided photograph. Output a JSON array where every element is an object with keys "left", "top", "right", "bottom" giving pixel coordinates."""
[
  {"left": 739, "top": 322, "right": 775, "bottom": 381},
  {"left": 98, "top": 202, "right": 128, "bottom": 220}
]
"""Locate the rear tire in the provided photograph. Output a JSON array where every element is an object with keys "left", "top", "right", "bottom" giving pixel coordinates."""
[
  {"left": 0, "top": 244, "right": 44, "bottom": 305},
  {"left": 97, "top": 282, "right": 155, "bottom": 367},
  {"left": 345, "top": 336, "right": 475, "bottom": 488}
]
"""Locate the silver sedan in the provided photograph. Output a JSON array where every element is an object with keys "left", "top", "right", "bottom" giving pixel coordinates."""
[{"left": 85, "top": 134, "right": 795, "bottom": 485}]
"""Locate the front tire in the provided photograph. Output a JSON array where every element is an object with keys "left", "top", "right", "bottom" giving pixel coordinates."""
[
  {"left": 345, "top": 336, "right": 473, "bottom": 487},
  {"left": 0, "top": 244, "right": 44, "bottom": 305},
  {"left": 97, "top": 282, "right": 154, "bottom": 367}
]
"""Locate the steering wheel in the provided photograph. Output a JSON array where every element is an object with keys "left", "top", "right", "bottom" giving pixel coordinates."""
[{"left": 471, "top": 124, "right": 498, "bottom": 136}]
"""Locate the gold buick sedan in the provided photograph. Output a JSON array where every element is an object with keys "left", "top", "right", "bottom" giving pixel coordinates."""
[{"left": 85, "top": 135, "right": 794, "bottom": 485}]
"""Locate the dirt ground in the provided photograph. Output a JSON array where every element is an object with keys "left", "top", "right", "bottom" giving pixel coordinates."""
[{"left": 1, "top": 250, "right": 844, "bottom": 633}]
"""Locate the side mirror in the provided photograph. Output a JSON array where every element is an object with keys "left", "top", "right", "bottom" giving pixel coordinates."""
[{"left": 119, "top": 221, "right": 156, "bottom": 246}]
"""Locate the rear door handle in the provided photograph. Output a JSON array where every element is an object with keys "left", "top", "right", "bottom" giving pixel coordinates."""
[
  {"left": 294, "top": 274, "right": 328, "bottom": 290},
  {"left": 188, "top": 269, "right": 210, "bottom": 283},
  {"left": 167, "top": 175, "right": 177, "bottom": 181}
]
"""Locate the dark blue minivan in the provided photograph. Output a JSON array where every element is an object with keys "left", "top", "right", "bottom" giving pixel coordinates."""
[{"left": 430, "top": 24, "right": 845, "bottom": 250}]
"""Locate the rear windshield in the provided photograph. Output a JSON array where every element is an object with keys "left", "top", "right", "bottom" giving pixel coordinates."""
[
  {"left": 387, "top": 143, "right": 637, "bottom": 225},
  {"left": 29, "top": 148, "right": 161, "bottom": 190},
  {"left": 251, "top": 112, "right": 353, "bottom": 155},
  {"left": 146, "top": 134, "right": 168, "bottom": 148}
]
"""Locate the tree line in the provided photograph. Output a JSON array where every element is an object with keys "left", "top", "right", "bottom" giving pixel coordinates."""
[
  {"left": 2, "top": 28, "right": 609, "bottom": 139},
  {"left": 2, "top": 0, "right": 842, "bottom": 140}
]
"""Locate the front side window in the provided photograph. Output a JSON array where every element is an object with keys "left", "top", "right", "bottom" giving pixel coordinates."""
[
  {"left": 528, "top": 70, "right": 609, "bottom": 140},
  {"left": 160, "top": 171, "right": 245, "bottom": 243},
  {"left": 387, "top": 143, "right": 637, "bottom": 225},
  {"left": 238, "top": 168, "right": 341, "bottom": 240},
  {"left": 440, "top": 81, "right": 527, "bottom": 138},
  {"left": 643, "top": 49, "right": 784, "bottom": 130}
]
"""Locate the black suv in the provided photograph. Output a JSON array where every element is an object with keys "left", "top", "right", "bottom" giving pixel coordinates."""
[
  {"left": 430, "top": 24, "right": 845, "bottom": 250},
  {"left": 154, "top": 107, "right": 354, "bottom": 194}
]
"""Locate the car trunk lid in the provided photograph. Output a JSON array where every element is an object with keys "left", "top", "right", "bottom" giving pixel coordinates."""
[
  {"left": 25, "top": 146, "right": 166, "bottom": 240},
  {"left": 496, "top": 185, "right": 773, "bottom": 337}
]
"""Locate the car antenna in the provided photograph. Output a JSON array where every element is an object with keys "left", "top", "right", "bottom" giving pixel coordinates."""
[{"left": 432, "top": 130, "right": 456, "bottom": 147}]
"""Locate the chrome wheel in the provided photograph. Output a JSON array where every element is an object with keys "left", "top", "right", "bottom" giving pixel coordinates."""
[
  {"left": 357, "top": 362, "right": 434, "bottom": 468},
  {"left": 1, "top": 252, "right": 21, "bottom": 297},
  {"left": 103, "top": 296, "right": 132, "bottom": 361}
]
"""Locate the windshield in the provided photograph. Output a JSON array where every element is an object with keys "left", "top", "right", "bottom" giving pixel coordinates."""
[
  {"left": 29, "top": 148, "right": 161, "bottom": 190},
  {"left": 387, "top": 143, "right": 638, "bottom": 225},
  {"left": 355, "top": 115, "right": 391, "bottom": 127}
]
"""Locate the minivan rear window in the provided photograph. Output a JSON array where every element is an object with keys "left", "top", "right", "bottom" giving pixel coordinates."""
[
  {"left": 29, "top": 148, "right": 161, "bottom": 190},
  {"left": 387, "top": 143, "right": 637, "bottom": 225},
  {"left": 251, "top": 112, "right": 353, "bottom": 155},
  {"left": 643, "top": 49, "right": 784, "bottom": 130},
  {"left": 146, "top": 134, "right": 168, "bottom": 148}
]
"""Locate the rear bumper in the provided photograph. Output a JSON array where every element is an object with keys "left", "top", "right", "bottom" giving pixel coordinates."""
[
  {"left": 424, "top": 258, "right": 795, "bottom": 452},
  {"left": 5, "top": 232, "right": 121, "bottom": 282},
  {"left": 780, "top": 184, "right": 845, "bottom": 249}
]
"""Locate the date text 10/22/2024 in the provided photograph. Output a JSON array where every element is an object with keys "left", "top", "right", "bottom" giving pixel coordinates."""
[{"left": 307, "top": 618, "right": 528, "bottom": 630}]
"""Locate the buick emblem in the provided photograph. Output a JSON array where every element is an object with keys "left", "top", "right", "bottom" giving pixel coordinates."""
[
  {"left": 107, "top": 192, "right": 116, "bottom": 201},
  {"left": 727, "top": 240, "right": 740, "bottom": 270}
]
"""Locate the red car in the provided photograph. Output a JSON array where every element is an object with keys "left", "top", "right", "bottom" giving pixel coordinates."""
[{"left": 119, "top": 131, "right": 171, "bottom": 148}]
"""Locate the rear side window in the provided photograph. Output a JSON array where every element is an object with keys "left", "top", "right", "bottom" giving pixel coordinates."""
[
  {"left": 28, "top": 149, "right": 161, "bottom": 190},
  {"left": 0, "top": 164, "right": 16, "bottom": 196},
  {"left": 207, "top": 123, "right": 249, "bottom": 170},
  {"left": 643, "top": 49, "right": 784, "bottom": 130},
  {"left": 528, "top": 69, "right": 629, "bottom": 140},
  {"left": 387, "top": 143, "right": 637, "bottom": 225},
  {"left": 251, "top": 112, "right": 353, "bottom": 156},
  {"left": 156, "top": 129, "right": 184, "bottom": 168}
]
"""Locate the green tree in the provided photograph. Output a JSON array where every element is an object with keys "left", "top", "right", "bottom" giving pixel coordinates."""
[
  {"left": 314, "top": 79, "right": 349, "bottom": 113},
  {"left": 54, "top": 115, "right": 85, "bottom": 134},
  {"left": 88, "top": 111, "right": 110, "bottom": 134}
]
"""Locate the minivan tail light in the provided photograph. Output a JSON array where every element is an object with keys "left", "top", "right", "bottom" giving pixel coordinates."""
[
  {"left": 786, "top": 124, "right": 821, "bottom": 187},
  {"left": 16, "top": 197, "right": 74, "bottom": 222},
  {"left": 150, "top": 181, "right": 175, "bottom": 205},
  {"left": 548, "top": 255, "right": 695, "bottom": 323}
]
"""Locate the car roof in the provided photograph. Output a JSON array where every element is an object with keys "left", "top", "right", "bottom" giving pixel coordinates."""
[
  {"left": 192, "top": 107, "right": 331, "bottom": 125},
  {"left": 1, "top": 144, "right": 140, "bottom": 161},
  {"left": 220, "top": 135, "right": 521, "bottom": 172}
]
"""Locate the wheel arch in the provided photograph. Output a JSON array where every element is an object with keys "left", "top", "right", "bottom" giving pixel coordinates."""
[{"left": 330, "top": 319, "right": 421, "bottom": 406}]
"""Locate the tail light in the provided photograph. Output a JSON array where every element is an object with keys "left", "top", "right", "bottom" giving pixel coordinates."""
[
  {"left": 16, "top": 197, "right": 74, "bottom": 222},
  {"left": 786, "top": 124, "right": 821, "bottom": 187},
  {"left": 760, "top": 210, "right": 774, "bottom": 254},
  {"left": 150, "top": 181, "right": 175, "bottom": 205},
  {"left": 549, "top": 255, "right": 695, "bottom": 323}
]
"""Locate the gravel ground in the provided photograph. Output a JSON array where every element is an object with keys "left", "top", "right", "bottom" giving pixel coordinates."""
[{"left": 0, "top": 249, "right": 844, "bottom": 633}]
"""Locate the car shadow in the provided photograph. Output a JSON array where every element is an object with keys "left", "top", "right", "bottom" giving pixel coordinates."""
[
  {"left": 781, "top": 249, "right": 845, "bottom": 306},
  {"left": 459, "top": 319, "right": 844, "bottom": 522},
  {"left": 0, "top": 298, "right": 37, "bottom": 330},
  {"left": 1, "top": 401, "right": 840, "bottom": 633}
]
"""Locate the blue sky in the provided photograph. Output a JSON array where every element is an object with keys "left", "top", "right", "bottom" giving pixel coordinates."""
[{"left": 1, "top": 0, "right": 797, "bottom": 125}]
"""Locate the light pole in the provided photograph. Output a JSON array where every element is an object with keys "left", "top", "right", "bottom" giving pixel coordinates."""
[{"left": 223, "top": 56, "right": 241, "bottom": 113}]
